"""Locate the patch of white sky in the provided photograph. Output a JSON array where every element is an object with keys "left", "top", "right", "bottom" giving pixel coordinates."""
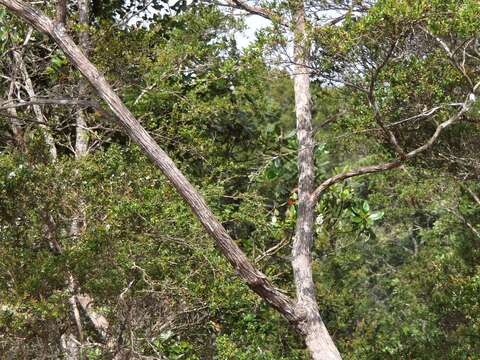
[
  {"left": 124, "top": 2, "right": 346, "bottom": 54},
  {"left": 123, "top": 0, "right": 271, "bottom": 48},
  {"left": 235, "top": 15, "right": 271, "bottom": 48}
]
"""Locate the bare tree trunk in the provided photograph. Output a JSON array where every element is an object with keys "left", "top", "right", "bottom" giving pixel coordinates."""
[
  {"left": 60, "top": 333, "right": 80, "bottom": 360},
  {"left": 5, "top": 72, "right": 25, "bottom": 150},
  {"left": 291, "top": 3, "right": 342, "bottom": 359},
  {"left": 74, "top": 0, "right": 89, "bottom": 160},
  {"left": 13, "top": 46, "right": 57, "bottom": 160},
  {"left": 0, "top": 0, "right": 299, "bottom": 329},
  {"left": 69, "top": 0, "right": 88, "bottom": 266}
]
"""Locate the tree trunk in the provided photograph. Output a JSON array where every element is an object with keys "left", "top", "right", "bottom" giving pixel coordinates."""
[
  {"left": 0, "top": 0, "right": 298, "bottom": 327},
  {"left": 291, "top": 3, "right": 342, "bottom": 359},
  {"left": 74, "top": 0, "right": 89, "bottom": 160},
  {"left": 14, "top": 47, "right": 57, "bottom": 161},
  {"left": 70, "top": 0, "right": 89, "bottom": 245}
]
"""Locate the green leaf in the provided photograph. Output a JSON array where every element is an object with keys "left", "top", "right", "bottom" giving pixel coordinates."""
[
  {"left": 369, "top": 211, "right": 384, "bottom": 221},
  {"left": 362, "top": 201, "right": 370, "bottom": 212},
  {"left": 265, "top": 166, "right": 277, "bottom": 180}
]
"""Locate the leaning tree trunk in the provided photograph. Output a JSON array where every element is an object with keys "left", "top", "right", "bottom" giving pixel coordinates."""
[
  {"left": 291, "top": 2, "right": 342, "bottom": 359},
  {"left": 0, "top": 0, "right": 298, "bottom": 326},
  {"left": 0, "top": 1, "right": 345, "bottom": 358}
]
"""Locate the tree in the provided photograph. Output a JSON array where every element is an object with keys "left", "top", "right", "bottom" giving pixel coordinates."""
[{"left": 1, "top": 0, "right": 479, "bottom": 358}]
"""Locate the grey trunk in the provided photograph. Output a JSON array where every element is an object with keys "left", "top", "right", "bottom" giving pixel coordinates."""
[
  {"left": 74, "top": 0, "right": 89, "bottom": 160},
  {"left": 291, "top": 3, "right": 342, "bottom": 359},
  {"left": 14, "top": 47, "right": 57, "bottom": 160}
]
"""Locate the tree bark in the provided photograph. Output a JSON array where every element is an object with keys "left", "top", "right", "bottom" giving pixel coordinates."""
[
  {"left": 5, "top": 67, "right": 25, "bottom": 149},
  {"left": 74, "top": 0, "right": 89, "bottom": 160},
  {"left": 69, "top": 1, "right": 89, "bottom": 299},
  {"left": 56, "top": 0, "right": 67, "bottom": 25},
  {"left": 0, "top": 0, "right": 298, "bottom": 326},
  {"left": 291, "top": 3, "right": 342, "bottom": 359},
  {"left": 14, "top": 46, "right": 58, "bottom": 160}
]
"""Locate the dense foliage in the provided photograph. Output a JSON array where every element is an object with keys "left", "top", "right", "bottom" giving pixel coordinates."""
[{"left": 0, "top": 1, "right": 479, "bottom": 359}]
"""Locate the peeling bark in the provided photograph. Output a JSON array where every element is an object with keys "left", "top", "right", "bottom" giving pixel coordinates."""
[
  {"left": 291, "top": 3, "right": 341, "bottom": 359},
  {"left": 74, "top": 0, "right": 89, "bottom": 160}
]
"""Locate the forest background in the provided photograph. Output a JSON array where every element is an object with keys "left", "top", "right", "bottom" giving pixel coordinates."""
[{"left": 0, "top": 0, "right": 479, "bottom": 359}]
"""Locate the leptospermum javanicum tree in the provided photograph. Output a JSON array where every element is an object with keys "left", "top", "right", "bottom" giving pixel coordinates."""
[{"left": 1, "top": 1, "right": 479, "bottom": 358}]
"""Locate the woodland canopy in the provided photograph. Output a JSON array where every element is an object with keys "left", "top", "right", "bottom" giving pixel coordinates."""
[{"left": 0, "top": 0, "right": 479, "bottom": 359}]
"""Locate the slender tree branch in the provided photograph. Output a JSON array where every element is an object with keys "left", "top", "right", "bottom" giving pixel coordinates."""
[
  {"left": 56, "top": 0, "right": 67, "bottom": 25},
  {"left": 224, "top": 0, "right": 274, "bottom": 21},
  {"left": 312, "top": 90, "right": 478, "bottom": 203},
  {"left": 13, "top": 29, "right": 57, "bottom": 160},
  {"left": 445, "top": 208, "right": 480, "bottom": 240},
  {"left": 463, "top": 185, "right": 480, "bottom": 207},
  {"left": 367, "top": 38, "right": 406, "bottom": 158},
  {"left": 0, "top": 97, "right": 117, "bottom": 122},
  {"left": 255, "top": 234, "right": 291, "bottom": 263},
  {"left": 420, "top": 26, "right": 475, "bottom": 88}
]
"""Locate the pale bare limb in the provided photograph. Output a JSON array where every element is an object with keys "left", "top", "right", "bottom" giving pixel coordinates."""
[
  {"left": 224, "top": 0, "right": 274, "bottom": 21},
  {"left": 67, "top": 275, "right": 84, "bottom": 346},
  {"left": 367, "top": 38, "right": 406, "bottom": 158},
  {"left": 312, "top": 90, "right": 478, "bottom": 203},
  {"left": 463, "top": 185, "right": 480, "bottom": 207},
  {"left": 420, "top": 26, "right": 475, "bottom": 88},
  {"left": 5, "top": 65, "right": 24, "bottom": 148},
  {"left": 13, "top": 33, "right": 58, "bottom": 160},
  {"left": 255, "top": 233, "right": 292, "bottom": 263},
  {"left": 291, "top": 2, "right": 341, "bottom": 358},
  {"left": 74, "top": 0, "right": 90, "bottom": 159}
]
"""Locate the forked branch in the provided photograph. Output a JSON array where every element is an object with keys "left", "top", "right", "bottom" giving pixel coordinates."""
[{"left": 312, "top": 90, "right": 478, "bottom": 203}]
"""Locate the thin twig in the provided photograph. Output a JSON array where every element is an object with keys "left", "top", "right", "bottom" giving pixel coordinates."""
[{"left": 312, "top": 89, "right": 478, "bottom": 203}]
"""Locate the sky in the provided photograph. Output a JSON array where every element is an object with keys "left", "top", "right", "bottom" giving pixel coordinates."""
[
  {"left": 235, "top": 15, "right": 271, "bottom": 48},
  {"left": 125, "top": 2, "right": 271, "bottom": 49}
]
